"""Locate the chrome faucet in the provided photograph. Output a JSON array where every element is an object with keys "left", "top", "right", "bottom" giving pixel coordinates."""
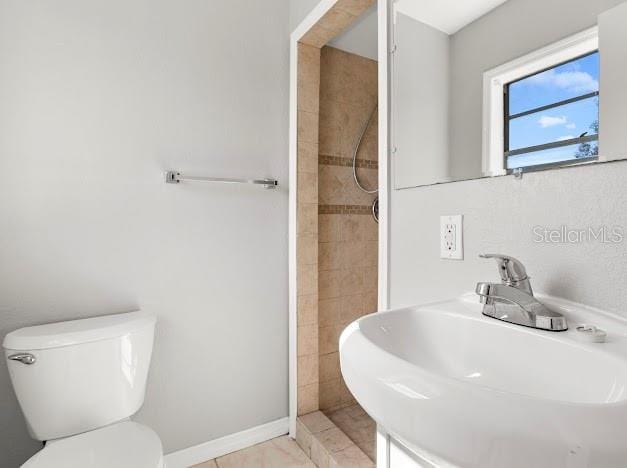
[{"left": 476, "top": 254, "right": 567, "bottom": 332}]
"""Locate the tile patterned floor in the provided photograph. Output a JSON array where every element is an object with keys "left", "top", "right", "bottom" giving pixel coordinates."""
[
  {"left": 191, "top": 436, "right": 316, "bottom": 468},
  {"left": 324, "top": 404, "right": 376, "bottom": 461}
]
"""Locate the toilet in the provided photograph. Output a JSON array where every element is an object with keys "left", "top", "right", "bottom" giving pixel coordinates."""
[{"left": 3, "top": 311, "right": 164, "bottom": 467}]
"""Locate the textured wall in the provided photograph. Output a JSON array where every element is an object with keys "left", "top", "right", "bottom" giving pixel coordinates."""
[
  {"left": 390, "top": 160, "right": 627, "bottom": 314},
  {"left": 318, "top": 46, "right": 378, "bottom": 411},
  {"left": 0, "top": 0, "right": 289, "bottom": 465}
]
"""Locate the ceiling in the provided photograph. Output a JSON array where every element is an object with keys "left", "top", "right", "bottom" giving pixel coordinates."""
[{"left": 395, "top": 0, "right": 510, "bottom": 35}]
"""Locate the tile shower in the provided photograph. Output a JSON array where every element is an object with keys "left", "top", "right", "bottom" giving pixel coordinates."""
[
  {"left": 296, "top": 39, "right": 378, "bottom": 466},
  {"left": 318, "top": 45, "right": 378, "bottom": 412}
]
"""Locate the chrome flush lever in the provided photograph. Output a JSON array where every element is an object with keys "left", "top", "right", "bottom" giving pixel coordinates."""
[{"left": 7, "top": 353, "right": 36, "bottom": 365}]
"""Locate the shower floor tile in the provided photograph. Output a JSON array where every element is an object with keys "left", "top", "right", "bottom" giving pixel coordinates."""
[{"left": 324, "top": 404, "right": 376, "bottom": 461}]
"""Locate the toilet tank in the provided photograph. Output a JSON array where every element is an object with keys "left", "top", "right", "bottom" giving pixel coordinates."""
[{"left": 3, "top": 311, "right": 156, "bottom": 441}]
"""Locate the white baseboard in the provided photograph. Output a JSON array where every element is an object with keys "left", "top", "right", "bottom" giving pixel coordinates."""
[{"left": 164, "top": 417, "right": 290, "bottom": 468}]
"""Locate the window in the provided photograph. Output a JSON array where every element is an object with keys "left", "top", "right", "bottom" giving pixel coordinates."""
[
  {"left": 504, "top": 52, "right": 599, "bottom": 171},
  {"left": 482, "top": 27, "right": 599, "bottom": 176}
]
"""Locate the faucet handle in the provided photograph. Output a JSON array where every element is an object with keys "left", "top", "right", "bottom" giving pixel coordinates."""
[{"left": 479, "top": 254, "right": 529, "bottom": 284}]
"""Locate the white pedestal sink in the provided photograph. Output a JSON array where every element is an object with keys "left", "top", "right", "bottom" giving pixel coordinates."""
[{"left": 339, "top": 294, "right": 627, "bottom": 468}]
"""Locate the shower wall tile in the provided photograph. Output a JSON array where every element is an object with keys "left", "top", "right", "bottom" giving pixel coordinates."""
[
  {"left": 319, "top": 324, "right": 343, "bottom": 355},
  {"left": 298, "top": 110, "right": 319, "bottom": 144},
  {"left": 298, "top": 324, "right": 318, "bottom": 357},
  {"left": 318, "top": 46, "right": 378, "bottom": 413},
  {"left": 298, "top": 383, "right": 319, "bottom": 415},
  {"left": 301, "top": 8, "right": 355, "bottom": 48},
  {"left": 298, "top": 233, "right": 318, "bottom": 266},
  {"left": 363, "top": 241, "right": 378, "bottom": 267},
  {"left": 318, "top": 165, "right": 347, "bottom": 205},
  {"left": 319, "top": 379, "right": 342, "bottom": 410},
  {"left": 320, "top": 47, "right": 377, "bottom": 109},
  {"left": 298, "top": 44, "right": 321, "bottom": 114},
  {"left": 297, "top": 42, "right": 321, "bottom": 416},
  {"left": 364, "top": 291, "right": 378, "bottom": 315},
  {"left": 319, "top": 352, "right": 341, "bottom": 383},
  {"left": 298, "top": 263, "right": 318, "bottom": 297},
  {"left": 298, "top": 354, "right": 319, "bottom": 386},
  {"left": 319, "top": 242, "right": 342, "bottom": 272},
  {"left": 341, "top": 215, "right": 363, "bottom": 241},
  {"left": 319, "top": 165, "right": 377, "bottom": 206},
  {"left": 319, "top": 269, "right": 341, "bottom": 300},
  {"left": 299, "top": 0, "right": 376, "bottom": 47},
  {"left": 363, "top": 267, "right": 378, "bottom": 293},
  {"left": 340, "top": 268, "right": 364, "bottom": 296},
  {"left": 297, "top": 2, "right": 376, "bottom": 419},
  {"left": 319, "top": 298, "right": 341, "bottom": 328},
  {"left": 298, "top": 172, "right": 318, "bottom": 204},
  {"left": 298, "top": 294, "right": 318, "bottom": 326},
  {"left": 362, "top": 219, "right": 378, "bottom": 242},
  {"left": 319, "top": 103, "right": 375, "bottom": 158},
  {"left": 340, "top": 241, "right": 366, "bottom": 268},
  {"left": 318, "top": 214, "right": 341, "bottom": 242},
  {"left": 340, "top": 294, "right": 364, "bottom": 324},
  {"left": 298, "top": 203, "right": 318, "bottom": 235},
  {"left": 335, "top": 0, "right": 377, "bottom": 17},
  {"left": 298, "top": 142, "right": 319, "bottom": 173}
]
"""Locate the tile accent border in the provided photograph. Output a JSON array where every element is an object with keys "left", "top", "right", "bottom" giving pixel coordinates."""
[
  {"left": 319, "top": 154, "right": 378, "bottom": 169},
  {"left": 319, "top": 204, "right": 373, "bottom": 215},
  {"left": 164, "top": 417, "right": 289, "bottom": 468}
]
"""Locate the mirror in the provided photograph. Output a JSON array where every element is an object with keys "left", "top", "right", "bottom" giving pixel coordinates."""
[{"left": 392, "top": 0, "right": 627, "bottom": 189}]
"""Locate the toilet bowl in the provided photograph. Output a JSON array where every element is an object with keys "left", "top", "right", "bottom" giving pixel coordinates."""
[
  {"left": 3, "top": 311, "right": 163, "bottom": 467},
  {"left": 22, "top": 421, "right": 163, "bottom": 468}
]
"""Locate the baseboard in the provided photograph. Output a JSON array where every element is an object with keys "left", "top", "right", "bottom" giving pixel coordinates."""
[{"left": 164, "top": 417, "right": 290, "bottom": 468}]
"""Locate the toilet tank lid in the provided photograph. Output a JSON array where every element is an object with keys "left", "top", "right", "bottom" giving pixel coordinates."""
[{"left": 3, "top": 311, "right": 156, "bottom": 351}]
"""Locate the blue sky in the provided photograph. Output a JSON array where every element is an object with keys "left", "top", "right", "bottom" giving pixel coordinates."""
[{"left": 507, "top": 52, "right": 599, "bottom": 167}]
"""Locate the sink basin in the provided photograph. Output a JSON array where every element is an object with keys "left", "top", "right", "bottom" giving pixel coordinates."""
[{"left": 339, "top": 294, "right": 627, "bottom": 467}]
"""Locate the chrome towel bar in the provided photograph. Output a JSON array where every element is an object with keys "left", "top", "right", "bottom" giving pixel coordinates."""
[{"left": 165, "top": 171, "right": 278, "bottom": 189}]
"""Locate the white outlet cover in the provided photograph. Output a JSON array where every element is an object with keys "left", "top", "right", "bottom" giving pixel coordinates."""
[{"left": 440, "top": 215, "right": 463, "bottom": 260}]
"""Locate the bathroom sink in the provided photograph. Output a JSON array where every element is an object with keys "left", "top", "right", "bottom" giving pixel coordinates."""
[{"left": 339, "top": 294, "right": 627, "bottom": 467}]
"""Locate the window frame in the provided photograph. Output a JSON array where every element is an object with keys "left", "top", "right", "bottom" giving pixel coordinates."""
[
  {"left": 482, "top": 27, "right": 599, "bottom": 177},
  {"left": 503, "top": 51, "right": 600, "bottom": 173}
]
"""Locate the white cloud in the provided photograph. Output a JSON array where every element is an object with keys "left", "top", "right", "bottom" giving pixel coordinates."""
[
  {"left": 538, "top": 115, "right": 568, "bottom": 128},
  {"left": 565, "top": 123, "right": 576, "bottom": 129},
  {"left": 556, "top": 135, "right": 575, "bottom": 141},
  {"left": 527, "top": 69, "right": 598, "bottom": 94}
]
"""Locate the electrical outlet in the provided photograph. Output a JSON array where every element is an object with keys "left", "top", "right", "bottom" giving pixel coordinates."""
[{"left": 440, "top": 215, "right": 463, "bottom": 260}]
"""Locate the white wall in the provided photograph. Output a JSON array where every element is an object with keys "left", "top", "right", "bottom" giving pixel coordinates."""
[
  {"left": 0, "top": 0, "right": 289, "bottom": 465},
  {"left": 290, "top": 0, "right": 378, "bottom": 60},
  {"left": 393, "top": 13, "right": 449, "bottom": 189},
  {"left": 448, "top": 0, "right": 626, "bottom": 174},
  {"left": 391, "top": 0, "right": 627, "bottom": 316},
  {"left": 599, "top": 2, "right": 627, "bottom": 160}
]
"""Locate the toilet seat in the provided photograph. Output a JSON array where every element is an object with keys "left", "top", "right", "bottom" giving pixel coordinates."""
[{"left": 22, "top": 421, "right": 163, "bottom": 468}]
